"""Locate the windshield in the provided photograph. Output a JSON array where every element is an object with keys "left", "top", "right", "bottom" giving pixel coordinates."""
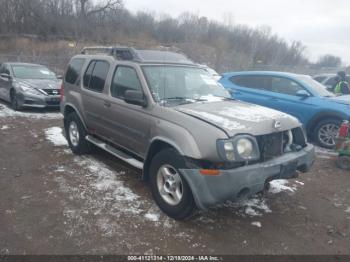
[
  {"left": 12, "top": 65, "right": 57, "bottom": 80},
  {"left": 142, "top": 66, "right": 230, "bottom": 105},
  {"left": 298, "top": 75, "right": 335, "bottom": 97}
]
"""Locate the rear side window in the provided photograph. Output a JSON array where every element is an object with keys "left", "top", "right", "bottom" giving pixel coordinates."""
[
  {"left": 83, "top": 60, "right": 110, "bottom": 92},
  {"left": 111, "top": 66, "right": 142, "bottom": 98},
  {"left": 65, "top": 58, "right": 85, "bottom": 84},
  {"left": 230, "top": 75, "right": 271, "bottom": 90}
]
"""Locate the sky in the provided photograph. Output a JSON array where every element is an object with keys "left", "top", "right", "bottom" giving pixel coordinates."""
[{"left": 125, "top": 0, "right": 350, "bottom": 65}]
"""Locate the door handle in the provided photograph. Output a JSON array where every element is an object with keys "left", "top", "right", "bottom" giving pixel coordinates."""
[
  {"left": 103, "top": 101, "right": 111, "bottom": 108},
  {"left": 269, "top": 97, "right": 279, "bottom": 101}
]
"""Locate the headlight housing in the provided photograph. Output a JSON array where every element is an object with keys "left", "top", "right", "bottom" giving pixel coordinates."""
[
  {"left": 14, "top": 82, "right": 42, "bottom": 95},
  {"left": 217, "top": 135, "right": 260, "bottom": 162}
]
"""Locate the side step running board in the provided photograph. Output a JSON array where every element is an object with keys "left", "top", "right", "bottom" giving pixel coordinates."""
[{"left": 86, "top": 135, "right": 143, "bottom": 169}]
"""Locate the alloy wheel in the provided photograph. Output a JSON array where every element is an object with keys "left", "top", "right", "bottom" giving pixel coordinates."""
[
  {"left": 156, "top": 164, "right": 184, "bottom": 206},
  {"left": 69, "top": 121, "right": 80, "bottom": 147}
]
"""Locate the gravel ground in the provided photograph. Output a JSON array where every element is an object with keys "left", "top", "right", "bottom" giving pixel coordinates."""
[{"left": 0, "top": 102, "right": 349, "bottom": 255}]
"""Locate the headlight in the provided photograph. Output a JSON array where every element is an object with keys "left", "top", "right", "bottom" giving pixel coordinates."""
[
  {"left": 14, "top": 83, "right": 42, "bottom": 95},
  {"left": 217, "top": 135, "right": 260, "bottom": 162},
  {"left": 237, "top": 138, "right": 254, "bottom": 158}
]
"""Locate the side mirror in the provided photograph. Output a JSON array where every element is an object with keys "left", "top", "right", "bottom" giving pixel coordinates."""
[
  {"left": 124, "top": 90, "right": 147, "bottom": 107},
  {"left": 296, "top": 90, "right": 310, "bottom": 98},
  {"left": 0, "top": 73, "right": 11, "bottom": 81}
]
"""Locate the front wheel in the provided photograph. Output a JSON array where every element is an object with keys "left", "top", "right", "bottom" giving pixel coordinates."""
[
  {"left": 10, "top": 90, "right": 22, "bottom": 111},
  {"left": 314, "top": 119, "right": 341, "bottom": 149},
  {"left": 149, "top": 148, "right": 196, "bottom": 220}
]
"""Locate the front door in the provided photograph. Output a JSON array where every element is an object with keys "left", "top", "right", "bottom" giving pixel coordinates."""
[{"left": 102, "top": 65, "right": 151, "bottom": 156}]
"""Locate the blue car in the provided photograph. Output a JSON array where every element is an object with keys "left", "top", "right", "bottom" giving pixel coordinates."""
[{"left": 219, "top": 71, "right": 350, "bottom": 148}]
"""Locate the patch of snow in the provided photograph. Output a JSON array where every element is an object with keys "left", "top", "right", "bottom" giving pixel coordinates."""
[
  {"left": 45, "top": 127, "right": 68, "bottom": 146},
  {"left": 200, "top": 94, "right": 225, "bottom": 102},
  {"left": 0, "top": 104, "right": 62, "bottom": 119},
  {"left": 144, "top": 213, "right": 160, "bottom": 222},
  {"left": 73, "top": 156, "right": 142, "bottom": 214},
  {"left": 241, "top": 198, "right": 272, "bottom": 217},
  {"left": 55, "top": 166, "right": 66, "bottom": 172},
  {"left": 269, "top": 179, "right": 297, "bottom": 194},
  {"left": 295, "top": 181, "right": 305, "bottom": 186},
  {"left": 221, "top": 197, "right": 272, "bottom": 217},
  {"left": 251, "top": 221, "right": 261, "bottom": 228},
  {"left": 182, "top": 109, "right": 246, "bottom": 131},
  {"left": 0, "top": 125, "right": 9, "bottom": 130}
]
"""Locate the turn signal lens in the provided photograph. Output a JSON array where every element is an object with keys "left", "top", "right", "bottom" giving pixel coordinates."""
[{"left": 200, "top": 169, "right": 220, "bottom": 176}]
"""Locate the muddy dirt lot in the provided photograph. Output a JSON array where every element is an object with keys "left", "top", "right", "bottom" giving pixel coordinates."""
[{"left": 0, "top": 101, "right": 349, "bottom": 255}]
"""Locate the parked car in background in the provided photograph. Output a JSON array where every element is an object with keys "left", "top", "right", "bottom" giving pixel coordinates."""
[
  {"left": 0, "top": 62, "right": 61, "bottom": 110},
  {"left": 313, "top": 73, "right": 350, "bottom": 91},
  {"left": 61, "top": 47, "right": 314, "bottom": 219},
  {"left": 220, "top": 71, "right": 350, "bottom": 148}
]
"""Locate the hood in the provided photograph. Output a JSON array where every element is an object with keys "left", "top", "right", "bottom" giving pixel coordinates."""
[
  {"left": 15, "top": 78, "right": 60, "bottom": 90},
  {"left": 327, "top": 95, "right": 350, "bottom": 105},
  {"left": 175, "top": 100, "right": 300, "bottom": 136}
]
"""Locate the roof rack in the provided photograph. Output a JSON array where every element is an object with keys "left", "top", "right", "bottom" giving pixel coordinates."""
[
  {"left": 80, "top": 46, "right": 194, "bottom": 65},
  {"left": 81, "top": 46, "right": 140, "bottom": 61}
]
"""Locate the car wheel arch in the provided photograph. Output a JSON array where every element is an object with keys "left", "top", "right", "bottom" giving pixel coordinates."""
[
  {"left": 142, "top": 139, "right": 183, "bottom": 182},
  {"left": 63, "top": 104, "right": 87, "bottom": 130},
  {"left": 307, "top": 112, "right": 345, "bottom": 134}
]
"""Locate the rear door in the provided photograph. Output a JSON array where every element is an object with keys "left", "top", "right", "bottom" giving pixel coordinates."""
[
  {"left": 80, "top": 60, "right": 111, "bottom": 136},
  {"left": 227, "top": 75, "right": 276, "bottom": 107}
]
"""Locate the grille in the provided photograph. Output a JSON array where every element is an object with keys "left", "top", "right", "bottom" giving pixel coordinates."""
[
  {"left": 257, "top": 132, "right": 283, "bottom": 161},
  {"left": 43, "top": 89, "right": 60, "bottom": 96}
]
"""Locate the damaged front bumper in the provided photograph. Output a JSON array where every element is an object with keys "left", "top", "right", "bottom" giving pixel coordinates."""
[{"left": 180, "top": 144, "right": 315, "bottom": 210}]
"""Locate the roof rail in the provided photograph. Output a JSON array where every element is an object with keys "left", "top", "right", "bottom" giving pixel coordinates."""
[
  {"left": 80, "top": 46, "right": 194, "bottom": 65},
  {"left": 81, "top": 46, "right": 140, "bottom": 61}
]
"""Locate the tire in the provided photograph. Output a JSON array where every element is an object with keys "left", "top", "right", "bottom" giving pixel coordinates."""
[
  {"left": 64, "top": 112, "right": 91, "bottom": 155},
  {"left": 149, "top": 148, "right": 196, "bottom": 220},
  {"left": 313, "top": 119, "right": 341, "bottom": 149},
  {"left": 336, "top": 156, "right": 350, "bottom": 170},
  {"left": 10, "top": 90, "right": 22, "bottom": 111}
]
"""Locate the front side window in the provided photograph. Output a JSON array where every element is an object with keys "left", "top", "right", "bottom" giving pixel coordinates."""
[
  {"left": 142, "top": 66, "right": 230, "bottom": 105},
  {"left": 298, "top": 75, "right": 334, "bottom": 97},
  {"left": 111, "top": 66, "right": 142, "bottom": 98},
  {"left": 83, "top": 61, "right": 109, "bottom": 92},
  {"left": 65, "top": 58, "right": 85, "bottom": 84},
  {"left": 11, "top": 65, "right": 56, "bottom": 79},
  {"left": 270, "top": 77, "right": 304, "bottom": 95}
]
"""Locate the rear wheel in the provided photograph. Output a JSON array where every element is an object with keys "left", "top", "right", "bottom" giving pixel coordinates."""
[
  {"left": 314, "top": 119, "right": 341, "bottom": 149},
  {"left": 149, "top": 148, "right": 196, "bottom": 220},
  {"left": 336, "top": 156, "right": 350, "bottom": 170},
  {"left": 64, "top": 112, "right": 91, "bottom": 155}
]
